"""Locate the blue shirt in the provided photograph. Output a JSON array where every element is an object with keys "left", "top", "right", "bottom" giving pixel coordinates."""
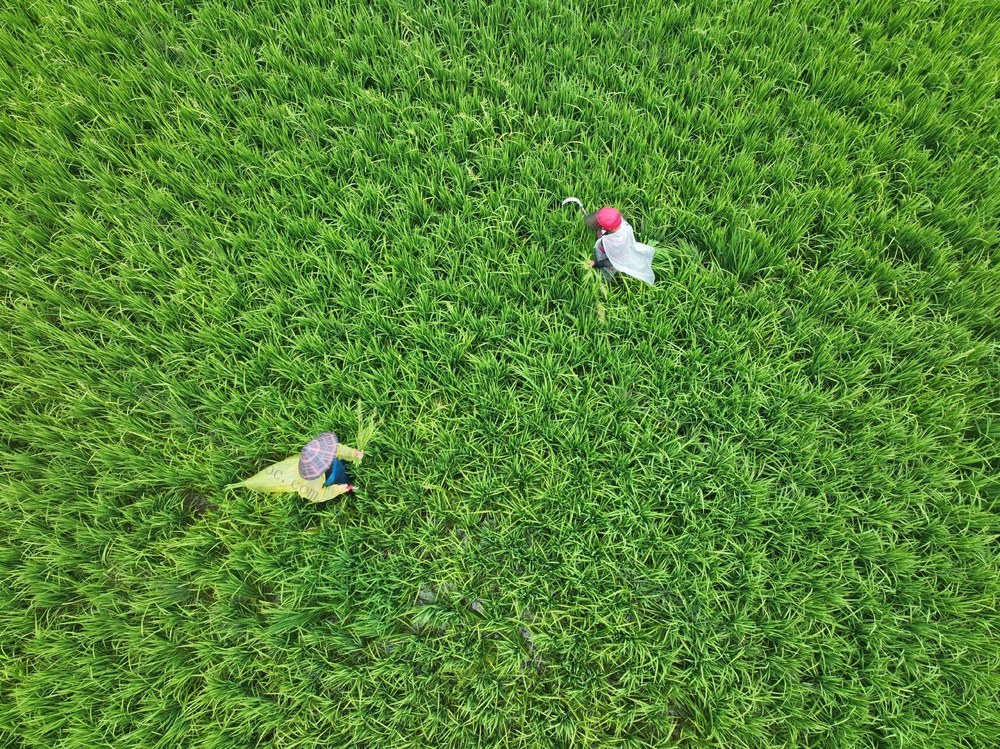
[{"left": 323, "top": 458, "right": 350, "bottom": 487}]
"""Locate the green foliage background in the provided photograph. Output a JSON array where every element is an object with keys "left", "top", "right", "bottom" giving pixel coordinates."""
[{"left": 2, "top": 0, "right": 998, "bottom": 746}]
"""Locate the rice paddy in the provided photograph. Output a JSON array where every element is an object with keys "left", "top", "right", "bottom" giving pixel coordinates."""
[{"left": 1, "top": 0, "right": 998, "bottom": 746}]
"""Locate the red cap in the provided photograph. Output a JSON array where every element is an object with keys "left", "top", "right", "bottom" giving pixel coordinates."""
[{"left": 597, "top": 207, "right": 622, "bottom": 231}]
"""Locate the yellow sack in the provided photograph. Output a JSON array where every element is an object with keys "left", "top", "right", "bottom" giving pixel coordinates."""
[{"left": 229, "top": 456, "right": 303, "bottom": 493}]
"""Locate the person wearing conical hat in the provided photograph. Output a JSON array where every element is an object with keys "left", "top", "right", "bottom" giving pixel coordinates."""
[
  {"left": 584, "top": 206, "right": 655, "bottom": 285},
  {"left": 296, "top": 432, "right": 361, "bottom": 498},
  {"left": 228, "top": 432, "right": 364, "bottom": 503}
]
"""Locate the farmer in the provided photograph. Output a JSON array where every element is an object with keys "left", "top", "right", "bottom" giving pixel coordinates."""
[
  {"left": 294, "top": 432, "right": 361, "bottom": 500},
  {"left": 584, "top": 206, "right": 655, "bottom": 285},
  {"left": 228, "top": 432, "right": 364, "bottom": 503}
]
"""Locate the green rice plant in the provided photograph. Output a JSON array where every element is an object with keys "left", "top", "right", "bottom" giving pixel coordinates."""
[{"left": 1, "top": 0, "right": 998, "bottom": 747}]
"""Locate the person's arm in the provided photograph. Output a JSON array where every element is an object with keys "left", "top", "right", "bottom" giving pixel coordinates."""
[
  {"left": 297, "top": 478, "right": 354, "bottom": 503},
  {"left": 312, "top": 483, "right": 354, "bottom": 502},
  {"left": 593, "top": 238, "right": 613, "bottom": 269},
  {"left": 336, "top": 444, "right": 364, "bottom": 463}
]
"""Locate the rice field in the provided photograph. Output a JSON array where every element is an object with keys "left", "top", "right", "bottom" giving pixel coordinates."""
[{"left": 1, "top": 0, "right": 998, "bottom": 746}]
